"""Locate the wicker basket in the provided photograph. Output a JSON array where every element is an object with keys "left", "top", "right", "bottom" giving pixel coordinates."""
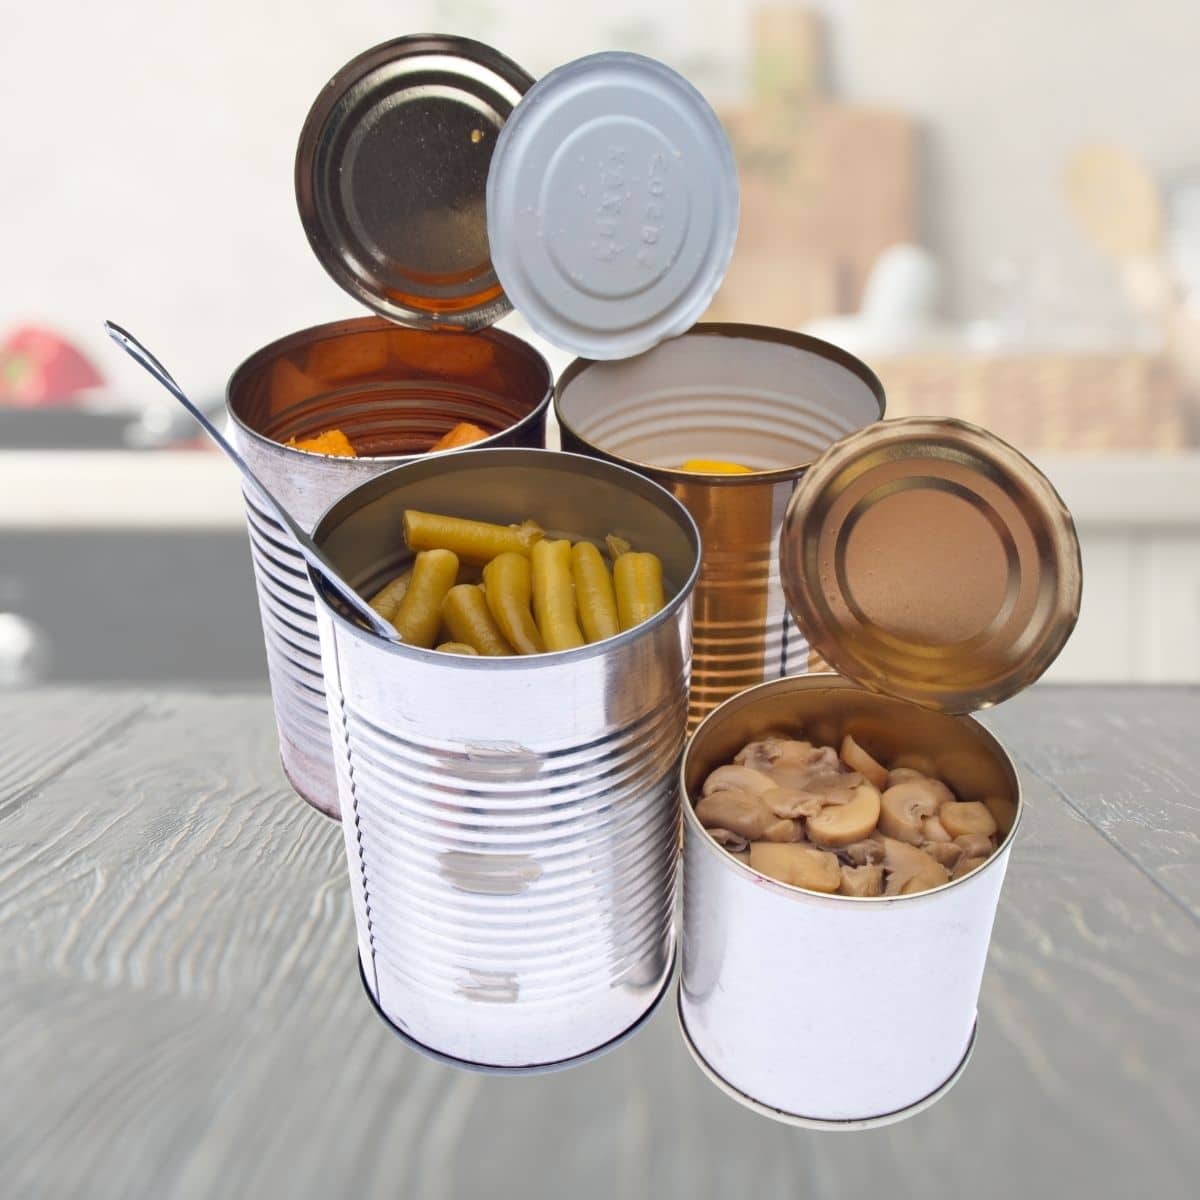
[{"left": 871, "top": 350, "right": 1193, "bottom": 453}]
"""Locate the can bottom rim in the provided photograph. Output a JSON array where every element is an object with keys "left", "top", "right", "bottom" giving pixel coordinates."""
[
  {"left": 676, "top": 991, "right": 978, "bottom": 1130},
  {"left": 356, "top": 943, "right": 676, "bottom": 1076},
  {"left": 279, "top": 752, "right": 340, "bottom": 822}
]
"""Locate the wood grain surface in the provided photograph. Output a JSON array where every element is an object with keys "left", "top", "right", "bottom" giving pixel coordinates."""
[{"left": 1, "top": 687, "right": 1197, "bottom": 1200}]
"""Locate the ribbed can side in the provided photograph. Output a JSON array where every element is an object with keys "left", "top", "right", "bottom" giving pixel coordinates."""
[
  {"left": 226, "top": 318, "right": 553, "bottom": 818},
  {"left": 325, "top": 601, "right": 690, "bottom": 1068},
  {"left": 309, "top": 447, "right": 702, "bottom": 1069},
  {"left": 242, "top": 488, "right": 339, "bottom": 813}
]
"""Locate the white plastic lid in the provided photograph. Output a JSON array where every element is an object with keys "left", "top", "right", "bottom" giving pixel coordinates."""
[{"left": 486, "top": 52, "right": 739, "bottom": 360}]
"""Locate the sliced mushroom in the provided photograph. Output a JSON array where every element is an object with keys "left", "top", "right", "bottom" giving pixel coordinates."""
[
  {"left": 922, "top": 814, "right": 952, "bottom": 842},
  {"left": 983, "top": 794, "right": 1017, "bottom": 836},
  {"left": 780, "top": 742, "right": 840, "bottom": 770},
  {"left": 734, "top": 737, "right": 824, "bottom": 771},
  {"left": 952, "top": 855, "right": 988, "bottom": 880},
  {"left": 765, "top": 763, "right": 859, "bottom": 793},
  {"left": 761, "top": 787, "right": 826, "bottom": 819},
  {"left": 881, "top": 837, "right": 950, "bottom": 895},
  {"left": 749, "top": 843, "right": 841, "bottom": 893},
  {"left": 939, "top": 801, "right": 997, "bottom": 839},
  {"left": 702, "top": 764, "right": 775, "bottom": 797},
  {"left": 887, "top": 766, "right": 926, "bottom": 787},
  {"left": 695, "top": 790, "right": 777, "bottom": 839},
  {"left": 705, "top": 827, "right": 749, "bottom": 853},
  {"left": 838, "top": 836, "right": 886, "bottom": 866},
  {"left": 762, "top": 817, "right": 802, "bottom": 843},
  {"left": 922, "top": 840, "right": 964, "bottom": 870},
  {"left": 878, "top": 778, "right": 955, "bottom": 844},
  {"left": 807, "top": 782, "right": 883, "bottom": 848},
  {"left": 953, "top": 832, "right": 994, "bottom": 858},
  {"left": 839, "top": 864, "right": 884, "bottom": 897},
  {"left": 839, "top": 735, "right": 889, "bottom": 791}
]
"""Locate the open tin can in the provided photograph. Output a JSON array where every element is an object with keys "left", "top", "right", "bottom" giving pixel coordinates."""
[
  {"left": 227, "top": 320, "right": 550, "bottom": 816},
  {"left": 226, "top": 36, "right": 554, "bottom": 817},
  {"left": 678, "top": 416, "right": 1082, "bottom": 1125},
  {"left": 556, "top": 325, "right": 884, "bottom": 729},
  {"left": 309, "top": 448, "right": 701, "bottom": 1070}
]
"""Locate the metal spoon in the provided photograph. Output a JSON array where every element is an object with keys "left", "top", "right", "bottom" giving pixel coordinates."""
[{"left": 104, "top": 320, "right": 402, "bottom": 644}]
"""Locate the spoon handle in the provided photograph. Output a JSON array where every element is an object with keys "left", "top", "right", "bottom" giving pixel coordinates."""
[{"left": 104, "top": 320, "right": 401, "bottom": 644}]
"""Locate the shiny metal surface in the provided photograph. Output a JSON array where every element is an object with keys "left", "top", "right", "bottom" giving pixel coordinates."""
[
  {"left": 486, "top": 52, "right": 739, "bottom": 360},
  {"left": 556, "top": 324, "right": 884, "bottom": 728},
  {"left": 780, "top": 417, "right": 1084, "bottom": 713},
  {"left": 295, "top": 35, "right": 533, "bottom": 329},
  {"left": 105, "top": 322, "right": 398, "bottom": 643},
  {"left": 677, "top": 1001, "right": 979, "bottom": 1132},
  {"left": 228, "top": 318, "right": 551, "bottom": 817},
  {"left": 679, "top": 674, "right": 1022, "bottom": 1124},
  {"left": 310, "top": 448, "right": 701, "bottom": 1068}
]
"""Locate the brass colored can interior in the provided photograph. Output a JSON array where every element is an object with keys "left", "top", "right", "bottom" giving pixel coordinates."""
[
  {"left": 779, "top": 416, "right": 1083, "bottom": 714},
  {"left": 294, "top": 35, "right": 533, "bottom": 330},
  {"left": 556, "top": 324, "right": 884, "bottom": 729}
]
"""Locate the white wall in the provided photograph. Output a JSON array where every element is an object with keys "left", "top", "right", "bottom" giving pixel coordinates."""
[
  {"left": 0, "top": 0, "right": 747, "bottom": 407},
  {"left": 1, "top": 0, "right": 1197, "bottom": 403},
  {"left": 820, "top": 0, "right": 1200, "bottom": 319}
]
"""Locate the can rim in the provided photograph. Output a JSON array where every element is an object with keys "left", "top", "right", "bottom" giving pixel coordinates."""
[
  {"left": 679, "top": 674, "right": 1024, "bottom": 905},
  {"left": 677, "top": 995, "right": 978, "bottom": 1130},
  {"left": 310, "top": 446, "right": 703, "bottom": 665},
  {"left": 486, "top": 51, "right": 739, "bottom": 360},
  {"left": 554, "top": 323, "right": 886, "bottom": 487},
  {"left": 778, "top": 416, "right": 1083, "bottom": 714},
  {"left": 357, "top": 944, "right": 675, "bottom": 1074},
  {"left": 295, "top": 34, "right": 534, "bottom": 330},
  {"left": 225, "top": 315, "right": 553, "bottom": 462}
]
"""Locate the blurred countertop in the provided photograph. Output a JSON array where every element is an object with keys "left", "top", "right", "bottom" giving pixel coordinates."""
[{"left": 2, "top": 447, "right": 1199, "bottom": 529}]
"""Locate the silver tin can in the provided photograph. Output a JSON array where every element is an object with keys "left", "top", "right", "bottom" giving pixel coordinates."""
[
  {"left": 227, "top": 318, "right": 551, "bottom": 817},
  {"left": 309, "top": 448, "right": 701, "bottom": 1069},
  {"left": 555, "top": 324, "right": 884, "bottom": 730},
  {"left": 679, "top": 674, "right": 1021, "bottom": 1126}
]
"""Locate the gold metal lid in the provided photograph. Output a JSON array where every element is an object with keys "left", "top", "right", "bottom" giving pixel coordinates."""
[
  {"left": 779, "top": 417, "right": 1082, "bottom": 714},
  {"left": 295, "top": 36, "right": 533, "bottom": 330}
]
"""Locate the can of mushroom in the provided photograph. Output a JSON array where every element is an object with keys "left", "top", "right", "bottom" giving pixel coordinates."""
[
  {"left": 227, "top": 318, "right": 552, "bottom": 818},
  {"left": 677, "top": 417, "right": 1081, "bottom": 1125},
  {"left": 679, "top": 674, "right": 1018, "bottom": 1126},
  {"left": 309, "top": 448, "right": 701, "bottom": 1070},
  {"left": 555, "top": 325, "right": 885, "bottom": 731}
]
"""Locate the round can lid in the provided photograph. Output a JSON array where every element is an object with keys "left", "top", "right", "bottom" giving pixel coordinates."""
[
  {"left": 780, "top": 418, "right": 1082, "bottom": 714},
  {"left": 485, "top": 52, "right": 739, "bottom": 360},
  {"left": 295, "top": 35, "right": 533, "bottom": 330}
]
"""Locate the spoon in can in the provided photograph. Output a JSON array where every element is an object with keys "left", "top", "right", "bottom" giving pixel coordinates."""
[{"left": 104, "top": 320, "right": 402, "bottom": 644}]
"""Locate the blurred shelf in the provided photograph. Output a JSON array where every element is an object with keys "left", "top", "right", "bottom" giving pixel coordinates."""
[
  {"left": 0, "top": 450, "right": 245, "bottom": 529},
  {"left": 1, "top": 448, "right": 1197, "bottom": 685},
  {"left": 2, "top": 447, "right": 1199, "bottom": 529}
]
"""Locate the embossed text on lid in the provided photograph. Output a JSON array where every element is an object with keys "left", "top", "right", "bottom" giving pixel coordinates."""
[
  {"left": 485, "top": 52, "right": 739, "bottom": 360},
  {"left": 779, "top": 417, "right": 1082, "bottom": 714}
]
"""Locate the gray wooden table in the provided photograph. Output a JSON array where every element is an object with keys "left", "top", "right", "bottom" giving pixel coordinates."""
[{"left": 2, "top": 686, "right": 1197, "bottom": 1200}]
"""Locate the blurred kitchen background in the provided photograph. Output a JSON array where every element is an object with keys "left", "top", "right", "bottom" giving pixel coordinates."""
[{"left": 1, "top": 0, "right": 1197, "bottom": 689}]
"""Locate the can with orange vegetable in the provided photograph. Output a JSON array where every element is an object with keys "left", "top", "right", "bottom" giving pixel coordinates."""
[{"left": 229, "top": 319, "right": 551, "bottom": 818}]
